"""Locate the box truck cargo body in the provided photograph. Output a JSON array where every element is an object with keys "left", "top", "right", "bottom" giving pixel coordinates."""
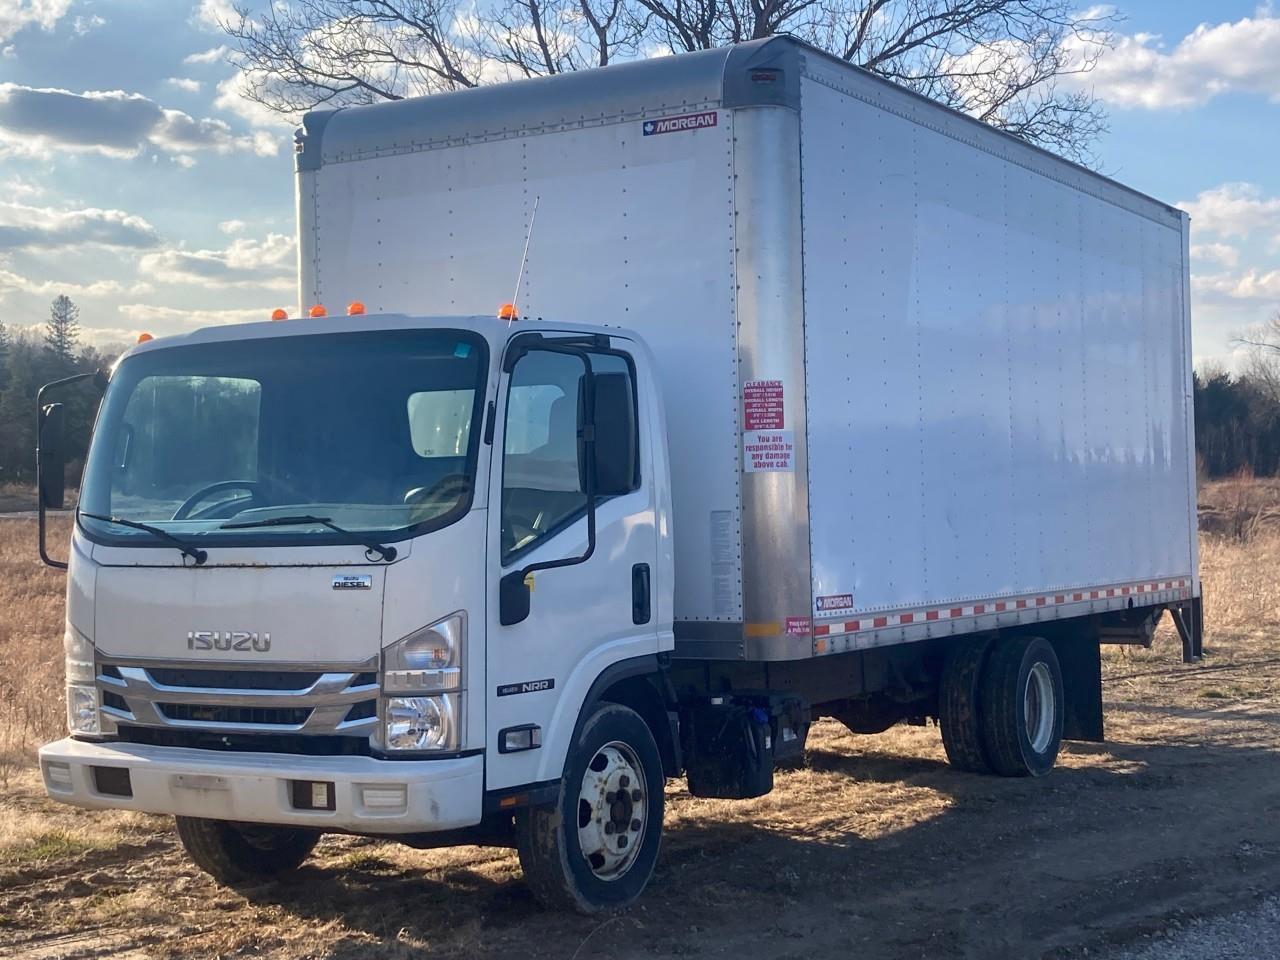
[
  {"left": 296, "top": 37, "right": 1198, "bottom": 661},
  {"left": 37, "top": 37, "right": 1201, "bottom": 913}
]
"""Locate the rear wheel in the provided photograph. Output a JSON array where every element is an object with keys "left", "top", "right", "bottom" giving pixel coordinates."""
[
  {"left": 979, "top": 637, "right": 1064, "bottom": 777},
  {"left": 516, "top": 702, "right": 664, "bottom": 913},
  {"left": 175, "top": 816, "right": 319, "bottom": 884},
  {"left": 939, "top": 638, "right": 993, "bottom": 773}
]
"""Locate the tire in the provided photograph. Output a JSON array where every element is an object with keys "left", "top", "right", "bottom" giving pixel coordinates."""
[
  {"left": 516, "top": 702, "right": 664, "bottom": 914},
  {"left": 978, "top": 637, "right": 1064, "bottom": 777},
  {"left": 939, "top": 638, "right": 993, "bottom": 774},
  {"left": 175, "top": 816, "right": 320, "bottom": 885}
]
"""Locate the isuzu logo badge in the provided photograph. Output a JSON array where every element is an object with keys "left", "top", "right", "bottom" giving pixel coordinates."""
[
  {"left": 333, "top": 575, "right": 373, "bottom": 590},
  {"left": 187, "top": 631, "right": 271, "bottom": 652}
]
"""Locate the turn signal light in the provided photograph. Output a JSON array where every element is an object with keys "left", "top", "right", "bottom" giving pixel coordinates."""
[
  {"left": 348, "top": 301, "right": 366, "bottom": 316},
  {"left": 270, "top": 308, "right": 288, "bottom": 321},
  {"left": 309, "top": 304, "right": 327, "bottom": 318},
  {"left": 497, "top": 303, "right": 518, "bottom": 320},
  {"left": 136, "top": 332, "right": 153, "bottom": 343}
]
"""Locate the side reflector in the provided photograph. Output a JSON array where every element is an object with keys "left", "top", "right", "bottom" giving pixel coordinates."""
[
  {"left": 136, "top": 332, "right": 153, "bottom": 343},
  {"left": 270, "top": 308, "right": 288, "bottom": 321},
  {"left": 498, "top": 724, "right": 542, "bottom": 754},
  {"left": 309, "top": 304, "right": 327, "bottom": 318},
  {"left": 497, "top": 303, "right": 518, "bottom": 320},
  {"left": 347, "top": 301, "right": 366, "bottom": 316}
]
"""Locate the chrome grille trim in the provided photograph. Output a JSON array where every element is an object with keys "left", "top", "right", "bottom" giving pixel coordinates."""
[{"left": 96, "top": 656, "right": 379, "bottom": 737}]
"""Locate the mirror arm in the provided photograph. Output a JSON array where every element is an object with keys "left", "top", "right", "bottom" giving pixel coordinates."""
[{"left": 36, "top": 369, "right": 108, "bottom": 571}]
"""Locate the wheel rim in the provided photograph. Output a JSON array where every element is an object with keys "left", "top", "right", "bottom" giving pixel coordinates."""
[
  {"left": 1024, "top": 661, "right": 1056, "bottom": 754},
  {"left": 577, "top": 740, "right": 647, "bottom": 881}
]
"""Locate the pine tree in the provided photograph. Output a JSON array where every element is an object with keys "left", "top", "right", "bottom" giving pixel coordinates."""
[
  {"left": 0, "top": 317, "right": 9, "bottom": 392},
  {"left": 44, "top": 295, "right": 80, "bottom": 365}
]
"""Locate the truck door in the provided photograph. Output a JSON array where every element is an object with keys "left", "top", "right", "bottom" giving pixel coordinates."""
[{"left": 486, "top": 336, "right": 659, "bottom": 791}]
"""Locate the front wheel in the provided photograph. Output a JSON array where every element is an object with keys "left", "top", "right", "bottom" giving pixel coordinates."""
[
  {"left": 175, "top": 816, "right": 319, "bottom": 884},
  {"left": 516, "top": 702, "right": 664, "bottom": 913}
]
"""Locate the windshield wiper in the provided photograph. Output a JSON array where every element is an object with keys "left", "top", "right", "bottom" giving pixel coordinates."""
[
  {"left": 79, "top": 512, "right": 208, "bottom": 565},
  {"left": 220, "top": 515, "right": 397, "bottom": 561}
]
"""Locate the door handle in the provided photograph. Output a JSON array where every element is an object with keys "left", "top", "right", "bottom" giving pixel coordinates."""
[{"left": 632, "top": 563, "right": 651, "bottom": 625}]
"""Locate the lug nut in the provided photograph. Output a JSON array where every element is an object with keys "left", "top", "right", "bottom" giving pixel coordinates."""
[
  {"left": 618, "top": 775, "right": 630, "bottom": 788},
  {"left": 604, "top": 822, "right": 615, "bottom": 835},
  {"left": 605, "top": 791, "right": 616, "bottom": 804},
  {"left": 631, "top": 818, "right": 642, "bottom": 832},
  {"left": 631, "top": 789, "right": 642, "bottom": 802},
  {"left": 617, "top": 835, "right": 628, "bottom": 849}
]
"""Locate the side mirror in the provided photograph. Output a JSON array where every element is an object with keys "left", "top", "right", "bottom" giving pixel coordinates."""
[
  {"left": 38, "top": 403, "right": 66, "bottom": 510},
  {"left": 500, "top": 570, "right": 531, "bottom": 626},
  {"left": 591, "top": 372, "right": 637, "bottom": 497}
]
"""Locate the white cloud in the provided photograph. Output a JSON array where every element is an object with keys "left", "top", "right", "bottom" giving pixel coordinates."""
[
  {"left": 195, "top": 0, "right": 238, "bottom": 31},
  {"left": 0, "top": 200, "right": 160, "bottom": 250},
  {"left": 138, "top": 233, "right": 295, "bottom": 291},
  {"left": 1180, "top": 183, "right": 1280, "bottom": 238},
  {"left": 0, "top": 0, "right": 72, "bottom": 44},
  {"left": 172, "top": 154, "right": 196, "bottom": 168},
  {"left": 117, "top": 303, "right": 275, "bottom": 328},
  {"left": 184, "top": 45, "right": 228, "bottom": 65},
  {"left": 0, "top": 83, "right": 278, "bottom": 158},
  {"left": 0, "top": 175, "right": 43, "bottom": 200},
  {"left": 0, "top": 267, "right": 149, "bottom": 300},
  {"left": 1076, "top": 13, "right": 1280, "bottom": 109},
  {"left": 165, "top": 77, "right": 202, "bottom": 93},
  {"left": 71, "top": 13, "right": 104, "bottom": 36},
  {"left": 218, "top": 219, "right": 246, "bottom": 234},
  {"left": 1190, "top": 242, "right": 1240, "bottom": 269},
  {"left": 1193, "top": 269, "right": 1280, "bottom": 302}
]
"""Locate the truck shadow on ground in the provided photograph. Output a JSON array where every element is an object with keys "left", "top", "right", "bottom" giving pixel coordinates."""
[{"left": 230, "top": 733, "right": 1280, "bottom": 959}]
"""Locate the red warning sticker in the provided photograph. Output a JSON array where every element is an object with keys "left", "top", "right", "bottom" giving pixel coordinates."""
[
  {"left": 785, "top": 616, "right": 811, "bottom": 637},
  {"left": 743, "top": 379, "right": 784, "bottom": 430}
]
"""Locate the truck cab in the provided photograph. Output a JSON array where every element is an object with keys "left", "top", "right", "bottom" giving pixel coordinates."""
[{"left": 39, "top": 310, "right": 679, "bottom": 912}]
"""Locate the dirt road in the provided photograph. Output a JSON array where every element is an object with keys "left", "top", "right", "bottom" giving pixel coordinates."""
[{"left": 2, "top": 626, "right": 1279, "bottom": 960}]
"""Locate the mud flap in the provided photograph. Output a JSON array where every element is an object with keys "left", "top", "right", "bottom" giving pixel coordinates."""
[{"left": 1053, "top": 636, "right": 1104, "bottom": 743}]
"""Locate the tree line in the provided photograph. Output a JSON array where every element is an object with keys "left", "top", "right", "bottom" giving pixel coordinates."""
[{"left": 0, "top": 296, "right": 119, "bottom": 487}]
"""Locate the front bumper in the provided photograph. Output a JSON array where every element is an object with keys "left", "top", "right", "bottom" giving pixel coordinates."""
[{"left": 39, "top": 738, "right": 483, "bottom": 834}]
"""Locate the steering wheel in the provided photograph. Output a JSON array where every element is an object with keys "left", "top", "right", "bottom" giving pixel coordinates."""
[
  {"left": 172, "top": 480, "right": 262, "bottom": 521},
  {"left": 404, "top": 474, "right": 472, "bottom": 507}
]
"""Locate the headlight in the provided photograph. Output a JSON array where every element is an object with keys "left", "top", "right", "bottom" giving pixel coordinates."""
[
  {"left": 64, "top": 624, "right": 95, "bottom": 684},
  {"left": 383, "top": 614, "right": 463, "bottom": 694},
  {"left": 67, "top": 684, "right": 100, "bottom": 735},
  {"left": 384, "top": 694, "right": 460, "bottom": 751}
]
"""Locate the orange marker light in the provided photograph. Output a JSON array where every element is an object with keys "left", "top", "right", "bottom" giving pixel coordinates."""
[
  {"left": 347, "top": 301, "right": 366, "bottom": 316},
  {"left": 270, "top": 308, "right": 288, "bottom": 321},
  {"left": 497, "top": 303, "right": 518, "bottom": 320},
  {"left": 309, "top": 304, "right": 327, "bottom": 318},
  {"left": 136, "top": 332, "right": 153, "bottom": 343}
]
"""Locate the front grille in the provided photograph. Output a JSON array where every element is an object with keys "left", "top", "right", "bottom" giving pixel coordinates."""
[
  {"left": 115, "top": 725, "right": 374, "bottom": 756},
  {"left": 157, "top": 703, "right": 313, "bottom": 726},
  {"left": 96, "top": 656, "right": 380, "bottom": 748},
  {"left": 147, "top": 668, "right": 323, "bottom": 691}
]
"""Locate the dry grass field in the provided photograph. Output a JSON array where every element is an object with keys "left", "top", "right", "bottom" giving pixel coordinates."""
[{"left": 1, "top": 485, "right": 1279, "bottom": 959}]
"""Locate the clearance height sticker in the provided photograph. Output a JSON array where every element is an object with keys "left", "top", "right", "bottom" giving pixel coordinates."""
[{"left": 742, "top": 378, "right": 793, "bottom": 472}]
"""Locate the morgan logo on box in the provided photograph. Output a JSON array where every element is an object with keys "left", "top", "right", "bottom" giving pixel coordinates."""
[
  {"left": 643, "top": 111, "right": 717, "bottom": 136},
  {"left": 816, "top": 594, "right": 855, "bottom": 612}
]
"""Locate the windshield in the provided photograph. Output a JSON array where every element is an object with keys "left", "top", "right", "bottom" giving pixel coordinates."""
[{"left": 79, "top": 329, "right": 488, "bottom": 546}]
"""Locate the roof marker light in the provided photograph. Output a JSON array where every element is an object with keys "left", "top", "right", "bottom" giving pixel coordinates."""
[
  {"left": 271, "top": 308, "right": 288, "bottom": 321},
  {"left": 348, "top": 301, "right": 366, "bottom": 316},
  {"left": 497, "top": 303, "right": 518, "bottom": 320},
  {"left": 309, "top": 304, "right": 327, "bottom": 318},
  {"left": 136, "top": 332, "right": 153, "bottom": 343}
]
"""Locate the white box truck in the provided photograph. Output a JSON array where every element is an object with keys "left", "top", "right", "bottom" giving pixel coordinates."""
[{"left": 36, "top": 36, "right": 1201, "bottom": 913}]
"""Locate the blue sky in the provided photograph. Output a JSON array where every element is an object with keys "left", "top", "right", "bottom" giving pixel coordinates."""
[{"left": 0, "top": 1, "right": 1278, "bottom": 368}]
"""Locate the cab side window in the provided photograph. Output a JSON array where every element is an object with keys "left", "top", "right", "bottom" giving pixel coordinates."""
[{"left": 500, "top": 347, "right": 638, "bottom": 561}]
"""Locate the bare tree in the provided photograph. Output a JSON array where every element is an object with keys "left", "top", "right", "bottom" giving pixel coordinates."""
[
  {"left": 1236, "top": 311, "right": 1280, "bottom": 406},
  {"left": 219, "top": 0, "right": 1116, "bottom": 162}
]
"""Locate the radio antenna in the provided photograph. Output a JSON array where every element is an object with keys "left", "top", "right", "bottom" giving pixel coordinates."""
[{"left": 509, "top": 195, "right": 540, "bottom": 326}]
